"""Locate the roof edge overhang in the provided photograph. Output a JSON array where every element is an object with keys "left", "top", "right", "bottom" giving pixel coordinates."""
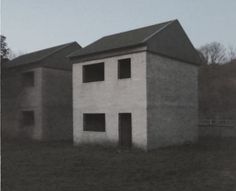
[
  {"left": 4, "top": 41, "right": 80, "bottom": 69},
  {"left": 3, "top": 62, "right": 72, "bottom": 72},
  {"left": 3, "top": 61, "right": 41, "bottom": 69},
  {"left": 146, "top": 50, "right": 201, "bottom": 66},
  {"left": 70, "top": 43, "right": 147, "bottom": 64}
]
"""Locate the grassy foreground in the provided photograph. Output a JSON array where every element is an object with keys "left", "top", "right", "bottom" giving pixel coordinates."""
[{"left": 1, "top": 139, "right": 236, "bottom": 191}]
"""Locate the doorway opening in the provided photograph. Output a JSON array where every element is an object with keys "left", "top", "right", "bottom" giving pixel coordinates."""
[
  {"left": 20, "top": 110, "right": 35, "bottom": 138},
  {"left": 119, "top": 113, "right": 132, "bottom": 147}
]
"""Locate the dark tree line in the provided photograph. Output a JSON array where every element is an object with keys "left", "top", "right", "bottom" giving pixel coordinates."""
[
  {"left": 198, "top": 42, "right": 236, "bottom": 120},
  {"left": 1, "top": 35, "right": 10, "bottom": 63}
]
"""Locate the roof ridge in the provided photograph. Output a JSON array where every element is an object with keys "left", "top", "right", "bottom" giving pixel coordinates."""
[
  {"left": 39, "top": 42, "right": 76, "bottom": 61},
  {"left": 6, "top": 42, "right": 78, "bottom": 68},
  {"left": 11, "top": 42, "right": 76, "bottom": 62},
  {"left": 100, "top": 19, "right": 176, "bottom": 40},
  {"left": 68, "top": 20, "right": 177, "bottom": 58},
  {"left": 142, "top": 20, "right": 176, "bottom": 43}
]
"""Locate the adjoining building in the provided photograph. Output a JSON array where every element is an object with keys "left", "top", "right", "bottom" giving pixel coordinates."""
[
  {"left": 69, "top": 20, "right": 202, "bottom": 150},
  {"left": 2, "top": 42, "right": 81, "bottom": 141}
]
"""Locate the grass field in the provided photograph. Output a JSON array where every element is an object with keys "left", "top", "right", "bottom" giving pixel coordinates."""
[{"left": 2, "top": 139, "right": 236, "bottom": 191}]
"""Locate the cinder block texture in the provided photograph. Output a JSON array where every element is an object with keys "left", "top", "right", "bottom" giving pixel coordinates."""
[
  {"left": 73, "top": 52, "right": 147, "bottom": 149},
  {"left": 147, "top": 53, "right": 199, "bottom": 149},
  {"left": 73, "top": 52, "right": 199, "bottom": 149},
  {"left": 2, "top": 67, "right": 73, "bottom": 141},
  {"left": 2, "top": 67, "right": 43, "bottom": 140},
  {"left": 42, "top": 68, "right": 72, "bottom": 140}
]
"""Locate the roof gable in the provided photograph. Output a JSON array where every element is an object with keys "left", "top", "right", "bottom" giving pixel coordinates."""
[
  {"left": 69, "top": 20, "right": 173, "bottom": 58},
  {"left": 146, "top": 20, "right": 202, "bottom": 65}
]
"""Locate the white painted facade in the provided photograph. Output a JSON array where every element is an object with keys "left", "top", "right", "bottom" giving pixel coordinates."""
[{"left": 73, "top": 52, "right": 148, "bottom": 149}]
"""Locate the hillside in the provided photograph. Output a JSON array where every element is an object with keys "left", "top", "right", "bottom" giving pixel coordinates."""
[{"left": 199, "top": 60, "right": 236, "bottom": 119}]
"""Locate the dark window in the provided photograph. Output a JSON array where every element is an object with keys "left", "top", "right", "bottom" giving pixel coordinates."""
[
  {"left": 83, "top": 63, "right": 104, "bottom": 82},
  {"left": 118, "top": 58, "right": 131, "bottom": 79},
  {"left": 22, "top": 111, "right": 35, "bottom": 126},
  {"left": 83, "top": 113, "right": 105, "bottom": 132},
  {"left": 22, "top": 72, "right": 34, "bottom": 87}
]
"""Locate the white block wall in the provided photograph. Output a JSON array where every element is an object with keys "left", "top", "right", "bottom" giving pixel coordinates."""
[{"left": 73, "top": 52, "right": 147, "bottom": 149}]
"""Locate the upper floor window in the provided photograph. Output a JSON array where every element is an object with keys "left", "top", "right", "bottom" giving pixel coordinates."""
[
  {"left": 118, "top": 58, "right": 131, "bottom": 79},
  {"left": 83, "top": 63, "right": 104, "bottom": 83},
  {"left": 21, "top": 111, "right": 35, "bottom": 126},
  {"left": 22, "top": 71, "right": 34, "bottom": 87}
]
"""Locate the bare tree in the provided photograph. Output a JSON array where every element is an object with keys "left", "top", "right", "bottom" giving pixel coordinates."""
[
  {"left": 1, "top": 35, "right": 26, "bottom": 61},
  {"left": 8, "top": 50, "right": 17, "bottom": 60},
  {"left": 228, "top": 45, "right": 236, "bottom": 62},
  {"left": 8, "top": 50, "right": 26, "bottom": 60},
  {"left": 198, "top": 42, "right": 227, "bottom": 65}
]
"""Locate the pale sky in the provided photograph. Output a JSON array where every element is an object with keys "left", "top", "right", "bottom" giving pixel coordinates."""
[{"left": 1, "top": 0, "right": 236, "bottom": 54}]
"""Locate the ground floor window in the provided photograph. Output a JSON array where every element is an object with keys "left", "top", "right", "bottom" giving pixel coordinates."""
[
  {"left": 83, "top": 113, "right": 105, "bottom": 132},
  {"left": 22, "top": 111, "right": 35, "bottom": 126}
]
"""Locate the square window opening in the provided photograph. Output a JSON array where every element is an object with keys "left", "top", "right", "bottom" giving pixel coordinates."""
[
  {"left": 83, "top": 63, "right": 104, "bottom": 83},
  {"left": 22, "top": 71, "right": 34, "bottom": 87},
  {"left": 22, "top": 111, "right": 35, "bottom": 126},
  {"left": 83, "top": 113, "right": 105, "bottom": 132},
  {"left": 118, "top": 58, "right": 131, "bottom": 79}
]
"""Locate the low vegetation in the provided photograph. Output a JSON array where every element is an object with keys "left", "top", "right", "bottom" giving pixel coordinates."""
[
  {"left": 2, "top": 139, "right": 236, "bottom": 191},
  {"left": 199, "top": 61, "right": 236, "bottom": 117}
]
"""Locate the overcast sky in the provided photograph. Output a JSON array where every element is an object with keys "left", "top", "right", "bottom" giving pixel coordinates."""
[{"left": 1, "top": 0, "right": 236, "bottom": 54}]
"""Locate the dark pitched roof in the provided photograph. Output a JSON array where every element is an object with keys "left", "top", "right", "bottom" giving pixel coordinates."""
[
  {"left": 6, "top": 42, "right": 81, "bottom": 68},
  {"left": 69, "top": 20, "right": 173, "bottom": 58},
  {"left": 69, "top": 20, "right": 202, "bottom": 65}
]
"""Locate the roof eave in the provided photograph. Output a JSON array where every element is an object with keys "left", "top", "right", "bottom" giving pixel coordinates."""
[{"left": 70, "top": 43, "right": 147, "bottom": 63}]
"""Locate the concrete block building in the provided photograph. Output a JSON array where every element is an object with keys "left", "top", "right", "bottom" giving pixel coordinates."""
[
  {"left": 70, "top": 20, "right": 202, "bottom": 150},
  {"left": 2, "top": 42, "right": 81, "bottom": 141}
]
